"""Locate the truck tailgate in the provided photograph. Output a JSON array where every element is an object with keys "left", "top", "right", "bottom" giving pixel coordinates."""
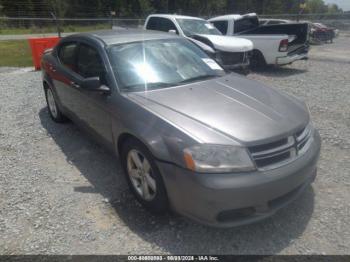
[{"left": 238, "top": 23, "right": 310, "bottom": 52}]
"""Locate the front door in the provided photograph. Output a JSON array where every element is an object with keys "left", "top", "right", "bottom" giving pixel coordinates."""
[{"left": 72, "top": 43, "right": 114, "bottom": 147}]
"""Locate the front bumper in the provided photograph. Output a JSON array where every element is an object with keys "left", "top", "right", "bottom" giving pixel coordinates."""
[
  {"left": 215, "top": 50, "right": 251, "bottom": 70},
  {"left": 157, "top": 131, "right": 321, "bottom": 227}
]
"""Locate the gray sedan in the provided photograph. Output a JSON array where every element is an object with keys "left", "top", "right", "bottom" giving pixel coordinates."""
[{"left": 41, "top": 29, "right": 321, "bottom": 227}]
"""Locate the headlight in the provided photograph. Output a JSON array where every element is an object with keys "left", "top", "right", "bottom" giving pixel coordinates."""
[{"left": 183, "top": 144, "right": 256, "bottom": 173}]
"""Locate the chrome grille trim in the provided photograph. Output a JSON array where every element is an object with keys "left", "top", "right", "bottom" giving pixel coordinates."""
[
  {"left": 297, "top": 124, "right": 313, "bottom": 154},
  {"left": 216, "top": 51, "right": 250, "bottom": 66},
  {"left": 248, "top": 123, "right": 313, "bottom": 170},
  {"left": 251, "top": 136, "right": 295, "bottom": 160},
  {"left": 296, "top": 125, "right": 311, "bottom": 143}
]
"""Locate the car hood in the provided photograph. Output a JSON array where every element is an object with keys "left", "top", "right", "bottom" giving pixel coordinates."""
[
  {"left": 197, "top": 34, "right": 253, "bottom": 52},
  {"left": 126, "top": 74, "right": 309, "bottom": 145}
]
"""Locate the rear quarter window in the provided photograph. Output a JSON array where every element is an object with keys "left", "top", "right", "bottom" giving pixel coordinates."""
[
  {"left": 234, "top": 17, "right": 259, "bottom": 33},
  {"left": 146, "top": 17, "right": 159, "bottom": 30},
  {"left": 212, "top": 21, "right": 228, "bottom": 35},
  {"left": 146, "top": 17, "right": 178, "bottom": 33}
]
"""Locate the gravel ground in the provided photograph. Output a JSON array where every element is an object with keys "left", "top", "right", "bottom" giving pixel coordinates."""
[{"left": 0, "top": 36, "right": 349, "bottom": 255}]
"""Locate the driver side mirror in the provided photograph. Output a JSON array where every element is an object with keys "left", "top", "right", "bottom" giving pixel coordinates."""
[{"left": 81, "top": 77, "right": 111, "bottom": 94}]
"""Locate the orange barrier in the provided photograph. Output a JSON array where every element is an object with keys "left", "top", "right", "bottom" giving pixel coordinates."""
[{"left": 28, "top": 37, "right": 60, "bottom": 70}]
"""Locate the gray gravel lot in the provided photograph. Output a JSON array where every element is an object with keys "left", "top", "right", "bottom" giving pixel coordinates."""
[{"left": 0, "top": 36, "right": 350, "bottom": 255}]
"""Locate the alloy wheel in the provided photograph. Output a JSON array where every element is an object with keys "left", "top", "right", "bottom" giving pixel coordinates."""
[
  {"left": 127, "top": 149, "right": 157, "bottom": 201},
  {"left": 46, "top": 89, "right": 58, "bottom": 118}
]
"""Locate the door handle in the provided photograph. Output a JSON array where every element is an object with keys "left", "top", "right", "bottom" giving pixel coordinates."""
[{"left": 70, "top": 82, "right": 80, "bottom": 89}]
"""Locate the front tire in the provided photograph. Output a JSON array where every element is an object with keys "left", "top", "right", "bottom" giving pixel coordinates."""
[
  {"left": 121, "top": 138, "right": 168, "bottom": 214},
  {"left": 44, "top": 86, "right": 68, "bottom": 123}
]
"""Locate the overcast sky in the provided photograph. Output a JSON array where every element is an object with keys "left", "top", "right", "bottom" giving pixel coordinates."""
[{"left": 324, "top": 0, "right": 350, "bottom": 11}]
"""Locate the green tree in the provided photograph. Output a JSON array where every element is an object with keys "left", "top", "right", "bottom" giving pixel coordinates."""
[
  {"left": 326, "top": 3, "right": 342, "bottom": 14},
  {"left": 304, "top": 0, "right": 327, "bottom": 13}
]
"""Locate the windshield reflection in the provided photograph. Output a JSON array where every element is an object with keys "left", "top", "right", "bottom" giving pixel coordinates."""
[{"left": 107, "top": 38, "right": 225, "bottom": 92}]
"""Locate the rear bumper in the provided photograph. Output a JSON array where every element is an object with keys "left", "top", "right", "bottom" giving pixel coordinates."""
[
  {"left": 157, "top": 131, "right": 321, "bottom": 227},
  {"left": 276, "top": 52, "right": 308, "bottom": 65}
]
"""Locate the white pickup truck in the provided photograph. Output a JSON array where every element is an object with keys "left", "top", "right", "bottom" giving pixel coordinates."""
[
  {"left": 209, "top": 13, "right": 310, "bottom": 67},
  {"left": 144, "top": 14, "right": 253, "bottom": 72}
]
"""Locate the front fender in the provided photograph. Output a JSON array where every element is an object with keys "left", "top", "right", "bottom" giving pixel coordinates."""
[{"left": 111, "top": 94, "right": 197, "bottom": 168}]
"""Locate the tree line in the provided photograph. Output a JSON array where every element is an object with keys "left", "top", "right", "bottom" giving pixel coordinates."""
[{"left": 0, "top": 0, "right": 344, "bottom": 18}]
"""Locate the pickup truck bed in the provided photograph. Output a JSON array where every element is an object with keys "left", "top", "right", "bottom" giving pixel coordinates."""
[
  {"left": 241, "top": 23, "right": 309, "bottom": 55},
  {"left": 209, "top": 14, "right": 310, "bottom": 67}
]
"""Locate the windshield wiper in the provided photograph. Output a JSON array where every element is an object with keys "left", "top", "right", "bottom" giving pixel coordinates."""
[
  {"left": 122, "top": 82, "right": 175, "bottom": 91},
  {"left": 122, "top": 75, "right": 219, "bottom": 92},
  {"left": 178, "top": 74, "right": 219, "bottom": 85}
]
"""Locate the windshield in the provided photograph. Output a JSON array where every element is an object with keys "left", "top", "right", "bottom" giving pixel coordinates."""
[
  {"left": 176, "top": 18, "right": 222, "bottom": 37},
  {"left": 107, "top": 38, "right": 225, "bottom": 92}
]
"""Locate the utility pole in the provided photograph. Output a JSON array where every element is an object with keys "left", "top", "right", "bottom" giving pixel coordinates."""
[
  {"left": 298, "top": 0, "right": 306, "bottom": 22},
  {"left": 50, "top": 12, "right": 61, "bottom": 38}
]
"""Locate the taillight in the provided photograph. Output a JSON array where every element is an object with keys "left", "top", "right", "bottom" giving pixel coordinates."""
[{"left": 279, "top": 39, "right": 289, "bottom": 52}]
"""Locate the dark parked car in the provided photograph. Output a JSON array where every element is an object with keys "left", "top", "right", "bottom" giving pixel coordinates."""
[
  {"left": 41, "top": 29, "right": 321, "bottom": 227},
  {"left": 310, "top": 22, "right": 338, "bottom": 44}
]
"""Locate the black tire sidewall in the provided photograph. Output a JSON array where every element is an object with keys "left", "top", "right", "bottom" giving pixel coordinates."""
[
  {"left": 250, "top": 50, "right": 266, "bottom": 69},
  {"left": 121, "top": 139, "right": 168, "bottom": 214}
]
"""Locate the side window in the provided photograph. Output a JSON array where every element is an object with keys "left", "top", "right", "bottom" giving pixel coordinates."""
[
  {"left": 234, "top": 17, "right": 259, "bottom": 33},
  {"left": 146, "top": 17, "right": 160, "bottom": 30},
  {"left": 76, "top": 44, "right": 105, "bottom": 80},
  {"left": 58, "top": 42, "right": 78, "bottom": 71},
  {"left": 212, "top": 21, "right": 228, "bottom": 35},
  {"left": 160, "top": 18, "right": 178, "bottom": 33}
]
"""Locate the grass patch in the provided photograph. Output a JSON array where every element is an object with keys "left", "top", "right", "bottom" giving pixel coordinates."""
[
  {"left": 0, "top": 24, "right": 111, "bottom": 35},
  {"left": 0, "top": 40, "right": 33, "bottom": 67}
]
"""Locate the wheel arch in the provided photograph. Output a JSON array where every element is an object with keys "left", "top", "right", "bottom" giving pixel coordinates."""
[
  {"left": 43, "top": 80, "right": 51, "bottom": 91},
  {"left": 251, "top": 49, "right": 267, "bottom": 68},
  {"left": 116, "top": 132, "right": 161, "bottom": 160},
  {"left": 115, "top": 130, "right": 177, "bottom": 166},
  {"left": 117, "top": 133, "right": 140, "bottom": 157}
]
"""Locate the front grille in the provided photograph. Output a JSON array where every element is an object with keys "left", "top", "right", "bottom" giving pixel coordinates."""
[
  {"left": 217, "top": 51, "right": 247, "bottom": 66},
  {"left": 248, "top": 124, "right": 312, "bottom": 170},
  {"left": 255, "top": 151, "right": 291, "bottom": 168}
]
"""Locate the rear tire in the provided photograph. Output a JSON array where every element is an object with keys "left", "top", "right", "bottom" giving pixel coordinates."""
[
  {"left": 250, "top": 50, "right": 266, "bottom": 69},
  {"left": 44, "top": 86, "right": 68, "bottom": 123},
  {"left": 121, "top": 138, "right": 168, "bottom": 214}
]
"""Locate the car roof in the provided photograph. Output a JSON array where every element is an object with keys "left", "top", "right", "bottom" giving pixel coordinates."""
[
  {"left": 68, "top": 29, "right": 180, "bottom": 46},
  {"left": 209, "top": 13, "right": 257, "bottom": 22},
  {"left": 147, "top": 14, "right": 204, "bottom": 20}
]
